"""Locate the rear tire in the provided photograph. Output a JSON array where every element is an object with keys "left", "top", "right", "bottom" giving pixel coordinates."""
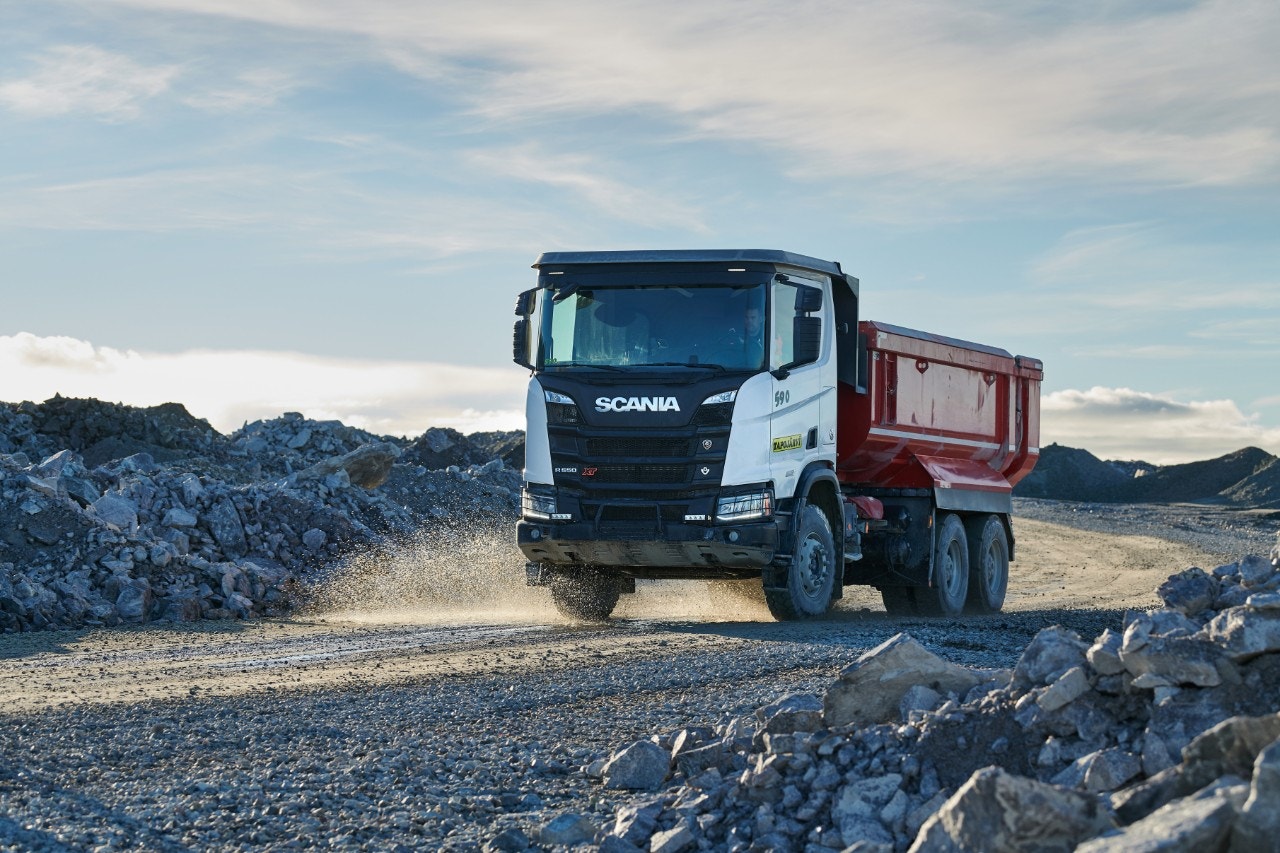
[
  {"left": 965, "top": 514, "right": 1009, "bottom": 614},
  {"left": 549, "top": 569, "right": 621, "bottom": 621},
  {"left": 765, "top": 504, "right": 837, "bottom": 621},
  {"left": 917, "top": 513, "right": 969, "bottom": 617}
]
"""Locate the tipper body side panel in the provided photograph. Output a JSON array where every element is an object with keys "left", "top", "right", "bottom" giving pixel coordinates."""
[{"left": 836, "top": 321, "right": 1043, "bottom": 496}]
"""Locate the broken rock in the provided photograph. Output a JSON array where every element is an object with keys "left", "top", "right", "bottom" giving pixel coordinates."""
[
  {"left": 909, "top": 766, "right": 1115, "bottom": 853},
  {"left": 825, "top": 633, "right": 981, "bottom": 729}
]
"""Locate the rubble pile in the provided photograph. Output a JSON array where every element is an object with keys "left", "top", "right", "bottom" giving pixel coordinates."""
[
  {"left": 0, "top": 397, "right": 228, "bottom": 468},
  {"left": 0, "top": 398, "right": 522, "bottom": 633},
  {"left": 579, "top": 535, "right": 1280, "bottom": 852}
]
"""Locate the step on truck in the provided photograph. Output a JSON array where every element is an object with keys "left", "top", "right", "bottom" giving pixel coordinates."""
[{"left": 512, "top": 250, "right": 1042, "bottom": 621}]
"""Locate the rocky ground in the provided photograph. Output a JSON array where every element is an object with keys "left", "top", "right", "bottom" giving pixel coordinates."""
[
  {"left": 1, "top": 505, "right": 1277, "bottom": 851},
  {"left": 5, "top": 396, "right": 1280, "bottom": 851},
  {"left": 1, "top": 397, "right": 523, "bottom": 634}
]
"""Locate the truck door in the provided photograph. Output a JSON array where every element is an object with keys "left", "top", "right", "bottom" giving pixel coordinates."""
[{"left": 769, "top": 276, "right": 831, "bottom": 500}]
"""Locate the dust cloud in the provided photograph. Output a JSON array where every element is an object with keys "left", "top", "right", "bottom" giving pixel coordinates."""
[
  {"left": 305, "top": 518, "right": 555, "bottom": 624},
  {"left": 305, "top": 518, "right": 782, "bottom": 625}
]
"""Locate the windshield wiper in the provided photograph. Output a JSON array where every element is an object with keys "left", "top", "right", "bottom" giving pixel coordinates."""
[
  {"left": 550, "top": 362, "right": 628, "bottom": 372},
  {"left": 632, "top": 362, "right": 729, "bottom": 371}
]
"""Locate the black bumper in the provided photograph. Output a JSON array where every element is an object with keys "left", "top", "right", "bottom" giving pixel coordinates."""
[{"left": 518, "top": 517, "right": 782, "bottom": 577}]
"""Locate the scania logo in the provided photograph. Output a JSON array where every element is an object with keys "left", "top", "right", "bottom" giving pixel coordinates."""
[{"left": 594, "top": 396, "right": 681, "bottom": 413}]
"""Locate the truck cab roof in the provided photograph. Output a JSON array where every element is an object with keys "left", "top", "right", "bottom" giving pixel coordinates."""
[{"left": 533, "top": 249, "right": 847, "bottom": 281}]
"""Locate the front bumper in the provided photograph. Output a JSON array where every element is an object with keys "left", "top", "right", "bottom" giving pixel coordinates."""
[{"left": 517, "top": 517, "right": 782, "bottom": 577}]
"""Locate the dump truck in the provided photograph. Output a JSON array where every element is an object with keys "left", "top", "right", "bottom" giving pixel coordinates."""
[{"left": 512, "top": 250, "right": 1042, "bottom": 620}]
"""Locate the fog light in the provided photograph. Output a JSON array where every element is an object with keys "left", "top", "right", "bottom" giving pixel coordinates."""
[
  {"left": 728, "top": 530, "right": 740, "bottom": 543},
  {"left": 530, "top": 528, "right": 542, "bottom": 540}
]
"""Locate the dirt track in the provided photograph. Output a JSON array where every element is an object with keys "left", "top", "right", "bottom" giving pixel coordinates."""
[
  {"left": 0, "top": 518, "right": 1217, "bottom": 714},
  {"left": 2, "top": 511, "right": 1272, "bottom": 851}
]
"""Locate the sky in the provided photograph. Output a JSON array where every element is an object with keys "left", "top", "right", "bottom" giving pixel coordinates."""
[{"left": 1, "top": 0, "right": 1278, "bottom": 464}]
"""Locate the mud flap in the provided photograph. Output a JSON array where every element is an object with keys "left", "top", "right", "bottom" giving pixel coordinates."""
[
  {"left": 527, "top": 563, "right": 636, "bottom": 594},
  {"left": 526, "top": 562, "right": 551, "bottom": 587},
  {"left": 762, "top": 555, "right": 791, "bottom": 592}
]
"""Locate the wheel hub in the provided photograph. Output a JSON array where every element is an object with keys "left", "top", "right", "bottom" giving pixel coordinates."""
[{"left": 797, "top": 533, "right": 830, "bottom": 597}]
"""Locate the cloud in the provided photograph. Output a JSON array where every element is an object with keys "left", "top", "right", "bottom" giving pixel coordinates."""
[
  {"left": 465, "top": 146, "right": 708, "bottom": 232},
  {"left": 100, "top": 0, "right": 1280, "bottom": 189},
  {"left": 0, "top": 333, "right": 527, "bottom": 437},
  {"left": 0, "top": 163, "right": 566, "bottom": 260},
  {"left": 180, "top": 69, "right": 297, "bottom": 112},
  {"left": 1042, "top": 386, "right": 1280, "bottom": 464},
  {"left": 0, "top": 44, "right": 177, "bottom": 120}
]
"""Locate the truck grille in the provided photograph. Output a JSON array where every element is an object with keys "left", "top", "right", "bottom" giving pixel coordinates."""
[
  {"left": 586, "top": 437, "right": 691, "bottom": 457},
  {"left": 592, "top": 464, "right": 688, "bottom": 484},
  {"left": 586, "top": 504, "right": 688, "bottom": 522}
]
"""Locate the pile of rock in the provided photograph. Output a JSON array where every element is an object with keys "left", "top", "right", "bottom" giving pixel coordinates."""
[
  {"left": 230, "top": 412, "right": 406, "bottom": 479},
  {"left": 1, "top": 399, "right": 523, "bottom": 633},
  {"left": 574, "top": 535, "right": 1280, "bottom": 852}
]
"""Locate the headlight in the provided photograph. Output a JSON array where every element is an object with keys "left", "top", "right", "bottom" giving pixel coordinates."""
[
  {"left": 544, "top": 390, "right": 582, "bottom": 424},
  {"left": 522, "top": 487, "right": 572, "bottom": 521},
  {"left": 716, "top": 489, "right": 773, "bottom": 521},
  {"left": 692, "top": 391, "right": 736, "bottom": 427}
]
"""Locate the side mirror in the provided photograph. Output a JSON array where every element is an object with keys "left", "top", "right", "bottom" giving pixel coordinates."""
[
  {"left": 791, "top": 316, "right": 821, "bottom": 366},
  {"left": 514, "top": 289, "right": 536, "bottom": 316},
  {"left": 513, "top": 318, "right": 534, "bottom": 369},
  {"left": 794, "top": 284, "right": 822, "bottom": 314}
]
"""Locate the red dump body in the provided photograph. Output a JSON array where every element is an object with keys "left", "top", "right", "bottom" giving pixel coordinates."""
[{"left": 837, "top": 321, "right": 1042, "bottom": 497}]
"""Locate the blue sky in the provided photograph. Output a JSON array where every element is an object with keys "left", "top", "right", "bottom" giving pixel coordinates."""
[{"left": 1, "top": 0, "right": 1278, "bottom": 463}]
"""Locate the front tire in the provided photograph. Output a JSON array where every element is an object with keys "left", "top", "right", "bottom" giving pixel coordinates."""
[
  {"left": 965, "top": 514, "right": 1009, "bottom": 614},
  {"left": 549, "top": 569, "right": 621, "bottom": 621},
  {"left": 765, "top": 504, "right": 836, "bottom": 621},
  {"left": 917, "top": 513, "right": 969, "bottom": 616}
]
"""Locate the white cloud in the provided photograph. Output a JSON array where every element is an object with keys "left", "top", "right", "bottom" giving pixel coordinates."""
[
  {"left": 0, "top": 164, "right": 563, "bottom": 259},
  {"left": 101, "top": 0, "right": 1280, "bottom": 188},
  {"left": 180, "top": 68, "right": 297, "bottom": 112},
  {"left": 0, "top": 333, "right": 526, "bottom": 437},
  {"left": 465, "top": 145, "right": 708, "bottom": 232},
  {"left": 1042, "top": 386, "right": 1280, "bottom": 464},
  {"left": 0, "top": 44, "right": 177, "bottom": 120}
]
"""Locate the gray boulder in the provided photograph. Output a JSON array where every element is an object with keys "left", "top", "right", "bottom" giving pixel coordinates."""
[
  {"left": 539, "top": 813, "right": 597, "bottom": 846},
  {"left": 93, "top": 493, "right": 138, "bottom": 532},
  {"left": 1077, "top": 778, "right": 1248, "bottom": 852},
  {"left": 1013, "top": 626, "right": 1090, "bottom": 689},
  {"left": 1206, "top": 605, "right": 1280, "bottom": 661},
  {"left": 602, "top": 740, "right": 669, "bottom": 791},
  {"left": 909, "top": 766, "right": 1114, "bottom": 853},
  {"left": 1157, "top": 567, "right": 1218, "bottom": 615},
  {"left": 825, "top": 634, "right": 982, "bottom": 729},
  {"left": 115, "top": 577, "right": 152, "bottom": 622},
  {"left": 294, "top": 442, "right": 402, "bottom": 489},
  {"left": 1231, "top": 739, "right": 1280, "bottom": 850},
  {"left": 756, "top": 692, "right": 824, "bottom": 735}
]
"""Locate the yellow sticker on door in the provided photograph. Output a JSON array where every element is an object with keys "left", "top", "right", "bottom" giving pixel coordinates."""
[{"left": 772, "top": 434, "right": 803, "bottom": 453}]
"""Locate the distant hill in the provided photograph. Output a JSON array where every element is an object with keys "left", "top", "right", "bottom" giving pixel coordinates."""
[{"left": 1014, "top": 444, "right": 1280, "bottom": 508}]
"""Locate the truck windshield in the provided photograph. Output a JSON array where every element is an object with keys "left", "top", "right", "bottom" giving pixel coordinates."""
[{"left": 539, "top": 284, "right": 766, "bottom": 372}]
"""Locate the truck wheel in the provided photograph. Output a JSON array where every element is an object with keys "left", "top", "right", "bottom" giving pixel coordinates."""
[
  {"left": 765, "top": 504, "right": 836, "bottom": 621},
  {"left": 549, "top": 569, "right": 621, "bottom": 621},
  {"left": 918, "top": 513, "right": 969, "bottom": 617},
  {"left": 965, "top": 514, "right": 1009, "bottom": 614}
]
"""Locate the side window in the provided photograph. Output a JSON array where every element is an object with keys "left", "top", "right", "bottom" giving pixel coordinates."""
[
  {"left": 770, "top": 278, "right": 825, "bottom": 369},
  {"left": 546, "top": 293, "right": 580, "bottom": 364},
  {"left": 770, "top": 282, "right": 795, "bottom": 367}
]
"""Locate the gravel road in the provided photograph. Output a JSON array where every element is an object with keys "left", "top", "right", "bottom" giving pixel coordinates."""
[{"left": 1, "top": 502, "right": 1276, "bottom": 851}]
